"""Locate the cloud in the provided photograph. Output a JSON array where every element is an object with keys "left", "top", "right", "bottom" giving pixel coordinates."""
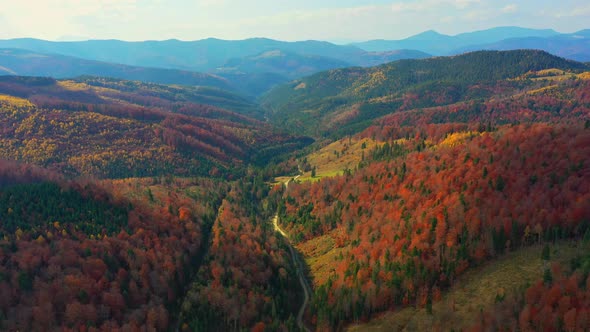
[
  {"left": 0, "top": 0, "right": 589, "bottom": 41},
  {"left": 554, "top": 5, "right": 590, "bottom": 17},
  {"left": 390, "top": 0, "right": 479, "bottom": 13},
  {"left": 502, "top": 4, "right": 518, "bottom": 13},
  {"left": 196, "top": 0, "right": 227, "bottom": 8}
]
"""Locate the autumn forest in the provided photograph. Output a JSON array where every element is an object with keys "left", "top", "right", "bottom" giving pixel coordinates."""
[{"left": 0, "top": 44, "right": 589, "bottom": 332}]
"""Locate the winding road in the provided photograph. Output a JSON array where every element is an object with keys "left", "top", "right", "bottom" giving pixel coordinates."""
[{"left": 273, "top": 175, "right": 313, "bottom": 332}]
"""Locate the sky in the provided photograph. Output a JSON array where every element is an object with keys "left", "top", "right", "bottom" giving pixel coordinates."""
[{"left": 0, "top": 0, "right": 588, "bottom": 42}]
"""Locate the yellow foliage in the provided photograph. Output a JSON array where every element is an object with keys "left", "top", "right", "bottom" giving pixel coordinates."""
[
  {"left": 439, "top": 131, "right": 480, "bottom": 148},
  {"left": 527, "top": 85, "right": 558, "bottom": 95},
  {"left": 535, "top": 68, "right": 568, "bottom": 76},
  {"left": 353, "top": 70, "right": 387, "bottom": 95},
  {"left": 35, "top": 235, "right": 46, "bottom": 245},
  {"left": 0, "top": 94, "right": 33, "bottom": 107},
  {"left": 57, "top": 80, "right": 90, "bottom": 91},
  {"left": 15, "top": 228, "right": 23, "bottom": 240},
  {"left": 20, "top": 138, "right": 58, "bottom": 164}
]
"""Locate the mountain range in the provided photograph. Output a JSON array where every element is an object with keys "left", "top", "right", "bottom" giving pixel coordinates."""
[
  {"left": 352, "top": 27, "right": 560, "bottom": 54},
  {"left": 0, "top": 37, "right": 430, "bottom": 73},
  {"left": 0, "top": 37, "right": 589, "bottom": 331},
  {"left": 457, "top": 29, "right": 590, "bottom": 62},
  {"left": 353, "top": 26, "right": 590, "bottom": 62},
  {"left": 0, "top": 48, "right": 234, "bottom": 90},
  {"left": 0, "top": 27, "right": 589, "bottom": 97}
]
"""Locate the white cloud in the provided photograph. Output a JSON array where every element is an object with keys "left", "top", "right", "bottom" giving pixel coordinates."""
[
  {"left": 553, "top": 5, "right": 590, "bottom": 17},
  {"left": 0, "top": 0, "right": 588, "bottom": 41},
  {"left": 502, "top": 4, "right": 518, "bottom": 13},
  {"left": 390, "top": 0, "right": 480, "bottom": 13},
  {"left": 196, "top": 0, "right": 227, "bottom": 8}
]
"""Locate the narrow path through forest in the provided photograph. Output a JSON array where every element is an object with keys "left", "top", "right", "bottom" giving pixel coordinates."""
[{"left": 273, "top": 175, "right": 313, "bottom": 332}]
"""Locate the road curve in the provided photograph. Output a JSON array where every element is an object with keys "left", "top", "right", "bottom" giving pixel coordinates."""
[{"left": 273, "top": 175, "right": 312, "bottom": 332}]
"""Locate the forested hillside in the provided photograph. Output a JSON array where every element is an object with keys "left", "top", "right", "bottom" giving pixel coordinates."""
[
  {"left": 179, "top": 175, "right": 301, "bottom": 331},
  {"left": 281, "top": 123, "right": 590, "bottom": 329},
  {"left": 0, "top": 76, "right": 311, "bottom": 178},
  {"left": 470, "top": 243, "right": 590, "bottom": 331},
  {"left": 275, "top": 71, "right": 590, "bottom": 330},
  {"left": 0, "top": 49, "right": 235, "bottom": 92},
  {"left": 262, "top": 50, "right": 589, "bottom": 137},
  {"left": 0, "top": 161, "right": 229, "bottom": 330},
  {"left": 1, "top": 48, "right": 589, "bottom": 332}
]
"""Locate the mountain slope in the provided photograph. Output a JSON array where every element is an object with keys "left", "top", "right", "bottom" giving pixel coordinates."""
[
  {"left": 262, "top": 50, "right": 589, "bottom": 137},
  {"left": 0, "top": 41, "right": 431, "bottom": 96},
  {"left": 0, "top": 161, "right": 229, "bottom": 331},
  {"left": 0, "top": 76, "right": 311, "bottom": 178},
  {"left": 0, "top": 48, "right": 235, "bottom": 91},
  {"left": 276, "top": 73, "right": 590, "bottom": 329}
]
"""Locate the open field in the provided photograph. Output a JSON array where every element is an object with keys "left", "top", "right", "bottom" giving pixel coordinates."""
[{"left": 297, "top": 137, "right": 381, "bottom": 182}]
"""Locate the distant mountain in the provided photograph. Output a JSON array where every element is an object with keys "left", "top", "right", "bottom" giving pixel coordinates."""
[
  {"left": 456, "top": 30, "right": 590, "bottom": 62},
  {"left": 0, "top": 48, "right": 234, "bottom": 90},
  {"left": 355, "top": 49, "right": 431, "bottom": 67},
  {"left": 216, "top": 72, "right": 290, "bottom": 99},
  {"left": 262, "top": 50, "right": 589, "bottom": 137},
  {"left": 214, "top": 49, "right": 432, "bottom": 91},
  {"left": 218, "top": 49, "right": 351, "bottom": 79},
  {"left": 0, "top": 38, "right": 365, "bottom": 72},
  {"left": 0, "top": 49, "right": 276, "bottom": 118},
  {"left": 353, "top": 27, "right": 560, "bottom": 54},
  {"left": 0, "top": 39, "right": 433, "bottom": 96},
  {"left": 0, "top": 38, "right": 430, "bottom": 96}
]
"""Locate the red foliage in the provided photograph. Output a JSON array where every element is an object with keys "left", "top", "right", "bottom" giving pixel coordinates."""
[
  {"left": 283, "top": 122, "right": 590, "bottom": 324},
  {"left": 0, "top": 167, "right": 226, "bottom": 331}
]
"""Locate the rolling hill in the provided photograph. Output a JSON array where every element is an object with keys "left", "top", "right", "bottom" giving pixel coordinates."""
[
  {"left": 0, "top": 48, "right": 234, "bottom": 91},
  {"left": 262, "top": 50, "right": 589, "bottom": 137},
  {"left": 0, "top": 75, "right": 312, "bottom": 178},
  {"left": 0, "top": 160, "right": 231, "bottom": 331}
]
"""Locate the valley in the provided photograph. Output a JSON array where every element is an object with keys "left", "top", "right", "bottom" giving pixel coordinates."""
[{"left": 0, "top": 27, "right": 590, "bottom": 331}]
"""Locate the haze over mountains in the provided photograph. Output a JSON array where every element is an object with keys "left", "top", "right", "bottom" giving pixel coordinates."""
[
  {"left": 0, "top": 49, "right": 234, "bottom": 91},
  {"left": 1, "top": 18, "right": 590, "bottom": 331},
  {"left": 1, "top": 26, "right": 589, "bottom": 97},
  {"left": 352, "top": 27, "right": 561, "bottom": 54},
  {"left": 352, "top": 27, "right": 590, "bottom": 62}
]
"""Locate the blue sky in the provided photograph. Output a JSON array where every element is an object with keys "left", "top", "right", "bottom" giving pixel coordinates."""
[{"left": 0, "top": 0, "right": 588, "bottom": 42}]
